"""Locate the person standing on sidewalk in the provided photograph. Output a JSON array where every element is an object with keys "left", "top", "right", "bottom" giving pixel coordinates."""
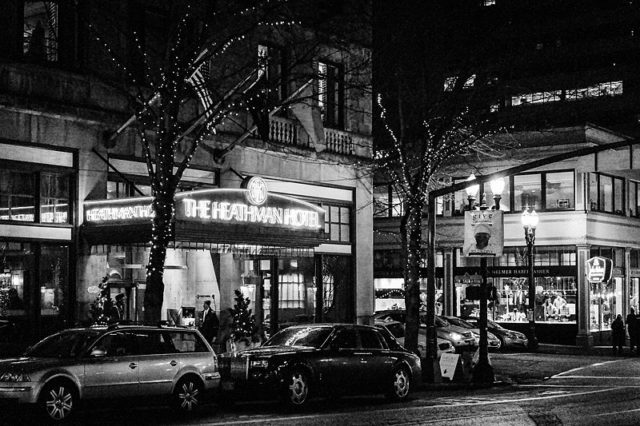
[
  {"left": 626, "top": 308, "right": 638, "bottom": 355},
  {"left": 612, "top": 314, "right": 625, "bottom": 356}
]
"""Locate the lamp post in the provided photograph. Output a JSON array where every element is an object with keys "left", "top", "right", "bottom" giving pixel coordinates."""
[
  {"left": 468, "top": 177, "right": 504, "bottom": 384},
  {"left": 521, "top": 208, "right": 539, "bottom": 351}
]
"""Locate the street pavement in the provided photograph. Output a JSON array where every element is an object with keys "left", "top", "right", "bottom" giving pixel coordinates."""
[{"left": 4, "top": 347, "right": 640, "bottom": 425}]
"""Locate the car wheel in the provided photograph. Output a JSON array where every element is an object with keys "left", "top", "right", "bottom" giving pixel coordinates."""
[
  {"left": 39, "top": 380, "right": 77, "bottom": 423},
  {"left": 173, "top": 376, "right": 204, "bottom": 413},
  {"left": 386, "top": 366, "right": 411, "bottom": 401},
  {"left": 282, "top": 368, "right": 310, "bottom": 407}
]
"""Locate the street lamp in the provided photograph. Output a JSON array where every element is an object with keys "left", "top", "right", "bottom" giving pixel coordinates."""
[
  {"left": 521, "top": 208, "right": 539, "bottom": 351},
  {"left": 489, "top": 178, "right": 505, "bottom": 210},
  {"left": 465, "top": 174, "right": 479, "bottom": 209},
  {"left": 470, "top": 177, "right": 504, "bottom": 385}
]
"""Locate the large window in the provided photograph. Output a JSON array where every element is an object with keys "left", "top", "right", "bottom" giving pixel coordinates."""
[
  {"left": 322, "top": 204, "right": 351, "bottom": 242},
  {"left": 317, "top": 60, "right": 344, "bottom": 128},
  {"left": 0, "top": 170, "right": 35, "bottom": 222},
  {"left": 514, "top": 174, "right": 541, "bottom": 211},
  {"left": 0, "top": 241, "right": 69, "bottom": 342},
  {"left": 589, "top": 173, "right": 625, "bottom": 215},
  {"left": 0, "top": 167, "right": 71, "bottom": 224},
  {"left": 545, "top": 171, "right": 574, "bottom": 210}
]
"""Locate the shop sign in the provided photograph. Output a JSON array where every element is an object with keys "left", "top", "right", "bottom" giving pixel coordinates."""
[
  {"left": 84, "top": 177, "right": 325, "bottom": 232},
  {"left": 462, "top": 210, "right": 504, "bottom": 257},
  {"left": 586, "top": 256, "right": 613, "bottom": 283}
]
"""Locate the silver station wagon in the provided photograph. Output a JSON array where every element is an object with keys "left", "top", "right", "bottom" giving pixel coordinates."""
[{"left": 0, "top": 324, "right": 220, "bottom": 422}]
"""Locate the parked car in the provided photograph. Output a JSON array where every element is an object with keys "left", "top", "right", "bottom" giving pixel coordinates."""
[
  {"left": 218, "top": 324, "right": 421, "bottom": 407},
  {"left": 375, "top": 320, "right": 456, "bottom": 358},
  {"left": 441, "top": 316, "right": 502, "bottom": 350},
  {"left": 0, "top": 324, "right": 220, "bottom": 422},
  {"left": 372, "top": 310, "right": 476, "bottom": 352},
  {"left": 464, "top": 317, "right": 528, "bottom": 350}
]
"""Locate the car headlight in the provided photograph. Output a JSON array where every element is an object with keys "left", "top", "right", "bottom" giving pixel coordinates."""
[
  {"left": 447, "top": 332, "right": 462, "bottom": 341},
  {"left": 0, "top": 372, "right": 31, "bottom": 382},
  {"left": 250, "top": 359, "right": 269, "bottom": 369},
  {"left": 471, "top": 332, "right": 480, "bottom": 339}
]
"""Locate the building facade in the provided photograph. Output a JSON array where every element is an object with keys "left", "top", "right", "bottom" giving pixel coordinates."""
[{"left": 0, "top": 1, "right": 372, "bottom": 351}]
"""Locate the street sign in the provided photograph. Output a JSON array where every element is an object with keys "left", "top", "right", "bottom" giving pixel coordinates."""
[
  {"left": 462, "top": 210, "right": 504, "bottom": 257},
  {"left": 586, "top": 256, "right": 613, "bottom": 283}
]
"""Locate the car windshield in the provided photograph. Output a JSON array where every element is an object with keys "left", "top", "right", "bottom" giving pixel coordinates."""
[
  {"left": 448, "top": 317, "right": 475, "bottom": 329},
  {"left": 435, "top": 317, "right": 450, "bottom": 327},
  {"left": 25, "top": 330, "right": 101, "bottom": 358},
  {"left": 264, "top": 326, "right": 333, "bottom": 348}
]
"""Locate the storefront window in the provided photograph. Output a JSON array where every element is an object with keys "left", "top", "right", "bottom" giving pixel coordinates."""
[
  {"left": 514, "top": 174, "right": 541, "bottom": 212},
  {"left": 630, "top": 277, "right": 640, "bottom": 314},
  {"left": 590, "top": 277, "right": 621, "bottom": 331},
  {"left": 39, "top": 245, "right": 68, "bottom": 335},
  {"left": 0, "top": 168, "right": 72, "bottom": 224},
  {"left": 0, "top": 242, "right": 32, "bottom": 323},
  {"left": 0, "top": 170, "right": 35, "bottom": 222},
  {"left": 322, "top": 255, "right": 353, "bottom": 323},
  {"left": 545, "top": 171, "right": 574, "bottom": 210},
  {"left": 40, "top": 173, "right": 70, "bottom": 223}
]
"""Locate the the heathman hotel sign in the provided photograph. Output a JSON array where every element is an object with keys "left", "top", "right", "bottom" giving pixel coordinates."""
[{"left": 83, "top": 177, "right": 325, "bottom": 231}]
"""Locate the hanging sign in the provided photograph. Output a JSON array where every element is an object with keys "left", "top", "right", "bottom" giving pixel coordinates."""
[
  {"left": 586, "top": 256, "right": 613, "bottom": 283},
  {"left": 462, "top": 210, "right": 504, "bottom": 257}
]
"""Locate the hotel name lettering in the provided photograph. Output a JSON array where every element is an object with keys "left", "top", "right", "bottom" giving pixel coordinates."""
[{"left": 181, "top": 199, "right": 321, "bottom": 229}]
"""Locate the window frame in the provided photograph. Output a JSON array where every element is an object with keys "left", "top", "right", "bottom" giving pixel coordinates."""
[
  {"left": 0, "top": 161, "right": 74, "bottom": 225},
  {"left": 316, "top": 59, "right": 345, "bottom": 129},
  {"left": 589, "top": 172, "right": 625, "bottom": 215}
]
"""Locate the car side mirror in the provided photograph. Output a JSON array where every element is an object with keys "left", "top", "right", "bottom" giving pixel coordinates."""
[{"left": 90, "top": 347, "right": 107, "bottom": 358}]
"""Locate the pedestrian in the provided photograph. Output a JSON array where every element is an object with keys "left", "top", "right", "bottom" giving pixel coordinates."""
[
  {"left": 626, "top": 308, "right": 637, "bottom": 355},
  {"left": 612, "top": 314, "right": 625, "bottom": 356},
  {"left": 198, "top": 300, "right": 219, "bottom": 344}
]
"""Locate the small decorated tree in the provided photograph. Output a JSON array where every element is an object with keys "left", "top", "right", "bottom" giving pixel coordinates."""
[
  {"left": 228, "top": 289, "right": 256, "bottom": 345},
  {"left": 89, "top": 275, "right": 113, "bottom": 325}
]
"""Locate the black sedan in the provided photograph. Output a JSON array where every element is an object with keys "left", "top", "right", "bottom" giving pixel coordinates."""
[{"left": 218, "top": 324, "right": 422, "bottom": 407}]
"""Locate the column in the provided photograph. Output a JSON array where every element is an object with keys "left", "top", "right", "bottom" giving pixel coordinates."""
[
  {"left": 443, "top": 249, "right": 455, "bottom": 316},
  {"left": 624, "top": 248, "right": 631, "bottom": 317},
  {"left": 575, "top": 245, "right": 593, "bottom": 348}
]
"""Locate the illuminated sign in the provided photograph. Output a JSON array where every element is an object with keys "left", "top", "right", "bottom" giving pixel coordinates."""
[
  {"left": 462, "top": 210, "right": 504, "bottom": 257},
  {"left": 84, "top": 185, "right": 325, "bottom": 231},
  {"left": 244, "top": 176, "right": 268, "bottom": 205},
  {"left": 586, "top": 256, "right": 613, "bottom": 283}
]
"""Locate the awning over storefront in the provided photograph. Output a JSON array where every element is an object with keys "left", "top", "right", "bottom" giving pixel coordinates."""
[{"left": 81, "top": 178, "right": 327, "bottom": 249}]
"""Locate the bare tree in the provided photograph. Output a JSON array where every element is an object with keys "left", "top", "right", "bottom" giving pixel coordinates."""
[
  {"left": 373, "top": 0, "right": 513, "bottom": 371},
  {"left": 89, "top": 0, "right": 371, "bottom": 324}
]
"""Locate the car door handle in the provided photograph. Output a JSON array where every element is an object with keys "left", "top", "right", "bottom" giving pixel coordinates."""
[
  {"left": 354, "top": 352, "right": 372, "bottom": 356},
  {"left": 170, "top": 360, "right": 177, "bottom": 367},
  {"left": 129, "top": 362, "right": 137, "bottom": 369}
]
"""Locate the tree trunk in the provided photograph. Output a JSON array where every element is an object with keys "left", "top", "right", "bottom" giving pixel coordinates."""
[
  {"left": 402, "top": 200, "right": 424, "bottom": 353},
  {"left": 143, "top": 193, "right": 174, "bottom": 325}
]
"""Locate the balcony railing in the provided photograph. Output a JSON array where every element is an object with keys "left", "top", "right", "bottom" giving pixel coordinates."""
[
  {"left": 324, "top": 128, "right": 355, "bottom": 155},
  {"left": 269, "top": 116, "right": 299, "bottom": 146}
]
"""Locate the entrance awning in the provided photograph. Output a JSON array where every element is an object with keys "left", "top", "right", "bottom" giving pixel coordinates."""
[{"left": 81, "top": 184, "right": 328, "bottom": 249}]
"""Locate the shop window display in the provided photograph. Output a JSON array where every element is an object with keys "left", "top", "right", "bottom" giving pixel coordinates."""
[{"left": 590, "top": 277, "right": 621, "bottom": 331}]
